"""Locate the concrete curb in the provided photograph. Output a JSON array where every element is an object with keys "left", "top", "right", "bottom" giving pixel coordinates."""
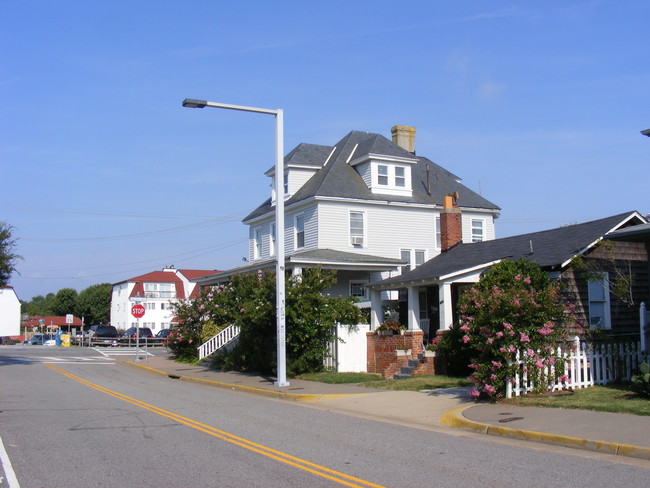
[
  {"left": 125, "top": 360, "right": 358, "bottom": 403},
  {"left": 440, "top": 406, "right": 650, "bottom": 461}
]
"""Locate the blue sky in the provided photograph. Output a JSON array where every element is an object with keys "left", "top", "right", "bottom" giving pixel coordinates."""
[{"left": 2, "top": 1, "right": 648, "bottom": 301}]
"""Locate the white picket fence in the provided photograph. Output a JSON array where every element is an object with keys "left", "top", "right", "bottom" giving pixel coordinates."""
[
  {"left": 506, "top": 336, "right": 644, "bottom": 398},
  {"left": 197, "top": 324, "right": 240, "bottom": 360}
]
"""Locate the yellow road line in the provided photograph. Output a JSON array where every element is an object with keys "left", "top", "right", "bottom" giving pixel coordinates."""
[{"left": 46, "top": 363, "right": 386, "bottom": 488}]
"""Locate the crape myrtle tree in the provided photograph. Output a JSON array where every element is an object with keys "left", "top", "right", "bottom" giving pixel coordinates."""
[
  {"left": 170, "top": 268, "right": 362, "bottom": 375},
  {"left": 439, "top": 259, "right": 577, "bottom": 399}
]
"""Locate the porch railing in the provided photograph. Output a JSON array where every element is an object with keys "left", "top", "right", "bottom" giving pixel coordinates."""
[{"left": 197, "top": 324, "right": 240, "bottom": 360}]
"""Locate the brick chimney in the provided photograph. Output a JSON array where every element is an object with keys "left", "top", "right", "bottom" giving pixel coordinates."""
[
  {"left": 391, "top": 125, "right": 416, "bottom": 154},
  {"left": 440, "top": 192, "right": 462, "bottom": 251}
]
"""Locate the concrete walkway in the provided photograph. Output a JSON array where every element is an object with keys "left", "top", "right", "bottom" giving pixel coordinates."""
[{"left": 125, "top": 355, "right": 650, "bottom": 461}]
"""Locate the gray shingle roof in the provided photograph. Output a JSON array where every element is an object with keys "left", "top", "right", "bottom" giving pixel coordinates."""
[
  {"left": 376, "top": 211, "right": 645, "bottom": 287},
  {"left": 244, "top": 130, "right": 500, "bottom": 222}
]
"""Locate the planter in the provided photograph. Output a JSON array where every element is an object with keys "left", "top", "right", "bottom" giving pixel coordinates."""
[
  {"left": 377, "top": 330, "right": 395, "bottom": 336},
  {"left": 424, "top": 350, "right": 436, "bottom": 357},
  {"left": 396, "top": 349, "right": 412, "bottom": 357}
]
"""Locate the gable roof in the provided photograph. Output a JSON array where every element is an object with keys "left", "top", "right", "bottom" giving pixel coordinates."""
[
  {"left": 178, "top": 269, "right": 221, "bottom": 280},
  {"left": 244, "top": 130, "right": 500, "bottom": 222},
  {"left": 376, "top": 211, "right": 646, "bottom": 287}
]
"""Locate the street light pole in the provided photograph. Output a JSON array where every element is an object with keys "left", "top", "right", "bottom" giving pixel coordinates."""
[{"left": 182, "top": 98, "right": 289, "bottom": 387}]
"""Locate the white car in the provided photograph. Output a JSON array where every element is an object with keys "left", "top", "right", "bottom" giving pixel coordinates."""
[{"left": 43, "top": 338, "right": 57, "bottom": 346}]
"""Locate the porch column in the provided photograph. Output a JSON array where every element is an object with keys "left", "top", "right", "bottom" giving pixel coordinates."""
[
  {"left": 407, "top": 286, "right": 419, "bottom": 331},
  {"left": 370, "top": 288, "right": 382, "bottom": 330},
  {"left": 439, "top": 281, "right": 454, "bottom": 331}
]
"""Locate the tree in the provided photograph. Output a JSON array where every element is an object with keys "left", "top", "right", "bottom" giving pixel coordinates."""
[
  {"left": 21, "top": 293, "right": 56, "bottom": 316},
  {"left": 444, "top": 259, "right": 576, "bottom": 399},
  {"left": 51, "top": 288, "right": 79, "bottom": 317},
  {"left": 171, "top": 268, "right": 362, "bottom": 374},
  {"left": 0, "top": 222, "right": 21, "bottom": 286},
  {"left": 77, "top": 283, "right": 112, "bottom": 325}
]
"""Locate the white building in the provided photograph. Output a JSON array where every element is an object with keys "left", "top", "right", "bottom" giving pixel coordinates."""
[
  {"left": 0, "top": 286, "right": 20, "bottom": 337},
  {"left": 195, "top": 126, "right": 500, "bottom": 334},
  {"left": 110, "top": 267, "right": 217, "bottom": 332}
]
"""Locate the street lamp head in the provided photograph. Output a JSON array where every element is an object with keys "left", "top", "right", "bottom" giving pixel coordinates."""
[{"left": 182, "top": 98, "right": 208, "bottom": 109}]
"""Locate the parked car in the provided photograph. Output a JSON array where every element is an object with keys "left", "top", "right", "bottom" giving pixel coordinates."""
[
  {"left": 154, "top": 329, "right": 170, "bottom": 345},
  {"left": 23, "top": 334, "right": 55, "bottom": 345},
  {"left": 121, "top": 327, "right": 154, "bottom": 340},
  {"left": 87, "top": 325, "right": 119, "bottom": 346}
]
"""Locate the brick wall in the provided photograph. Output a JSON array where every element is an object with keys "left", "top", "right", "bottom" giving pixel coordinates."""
[{"left": 367, "top": 330, "right": 426, "bottom": 378}]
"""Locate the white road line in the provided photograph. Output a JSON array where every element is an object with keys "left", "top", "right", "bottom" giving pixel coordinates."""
[{"left": 0, "top": 435, "right": 21, "bottom": 488}]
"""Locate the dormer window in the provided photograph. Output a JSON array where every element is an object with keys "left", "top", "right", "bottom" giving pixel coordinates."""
[
  {"left": 371, "top": 162, "right": 412, "bottom": 195},
  {"left": 351, "top": 151, "right": 418, "bottom": 196},
  {"left": 395, "top": 166, "right": 405, "bottom": 187},
  {"left": 378, "top": 165, "right": 389, "bottom": 185}
]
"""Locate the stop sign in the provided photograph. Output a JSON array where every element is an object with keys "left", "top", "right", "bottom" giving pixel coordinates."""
[{"left": 131, "top": 304, "right": 146, "bottom": 318}]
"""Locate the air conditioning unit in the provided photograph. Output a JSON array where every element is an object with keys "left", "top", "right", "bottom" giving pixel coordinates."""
[{"left": 351, "top": 236, "right": 364, "bottom": 246}]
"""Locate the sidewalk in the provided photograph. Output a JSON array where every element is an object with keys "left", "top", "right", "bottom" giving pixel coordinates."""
[{"left": 125, "top": 355, "right": 650, "bottom": 461}]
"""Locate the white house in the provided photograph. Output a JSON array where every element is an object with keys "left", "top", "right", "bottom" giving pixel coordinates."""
[
  {"left": 110, "top": 267, "right": 217, "bottom": 332},
  {"left": 0, "top": 286, "right": 20, "bottom": 337},
  {"left": 195, "top": 126, "right": 500, "bottom": 316}
]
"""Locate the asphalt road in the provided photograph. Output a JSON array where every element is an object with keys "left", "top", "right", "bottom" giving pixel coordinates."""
[{"left": 1, "top": 346, "right": 648, "bottom": 488}]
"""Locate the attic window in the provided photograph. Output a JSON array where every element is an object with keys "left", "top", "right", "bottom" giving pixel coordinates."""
[
  {"left": 378, "top": 165, "right": 388, "bottom": 185},
  {"left": 371, "top": 163, "right": 412, "bottom": 196},
  {"left": 395, "top": 167, "right": 405, "bottom": 187}
]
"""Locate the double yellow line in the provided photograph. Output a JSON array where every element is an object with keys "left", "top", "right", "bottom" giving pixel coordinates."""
[{"left": 46, "top": 363, "right": 386, "bottom": 488}]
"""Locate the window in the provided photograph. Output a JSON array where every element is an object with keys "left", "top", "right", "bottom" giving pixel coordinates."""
[
  {"left": 144, "top": 303, "right": 155, "bottom": 310},
  {"left": 588, "top": 274, "right": 611, "bottom": 329},
  {"left": 401, "top": 249, "right": 426, "bottom": 271},
  {"left": 270, "top": 223, "right": 276, "bottom": 256},
  {"left": 144, "top": 283, "right": 176, "bottom": 298},
  {"left": 254, "top": 227, "right": 263, "bottom": 259},
  {"left": 349, "top": 211, "right": 364, "bottom": 246},
  {"left": 295, "top": 214, "right": 305, "bottom": 249},
  {"left": 350, "top": 281, "right": 368, "bottom": 299},
  {"left": 395, "top": 166, "right": 405, "bottom": 187},
  {"left": 378, "top": 165, "right": 388, "bottom": 185},
  {"left": 471, "top": 219, "right": 484, "bottom": 242},
  {"left": 435, "top": 217, "right": 441, "bottom": 248},
  {"left": 400, "top": 250, "right": 411, "bottom": 270},
  {"left": 283, "top": 173, "right": 288, "bottom": 195}
]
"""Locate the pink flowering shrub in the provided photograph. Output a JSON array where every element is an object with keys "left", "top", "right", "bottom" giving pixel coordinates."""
[{"left": 455, "top": 259, "right": 576, "bottom": 399}]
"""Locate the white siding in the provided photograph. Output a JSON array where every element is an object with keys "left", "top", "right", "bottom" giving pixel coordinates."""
[
  {"left": 285, "top": 204, "right": 318, "bottom": 254},
  {"left": 0, "top": 288, "right": 20, "bottom": 336},
  {"left": 355, "top": 161, "right": 372, "bottom": 188},
  {"left": 461, "top": 212, "right": 495, "bottom": 243},
  {"left": 287, "top": 168, "right": 318, "bottom": 196},
  {"left": 318, "top": 201, "right": 439, "bottom": 262}
]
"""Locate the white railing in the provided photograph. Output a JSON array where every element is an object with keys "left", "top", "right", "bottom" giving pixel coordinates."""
[
  {"left": 197, "top": 324, "right": 241, "bottom": 360},
  {"left": 507, "top": 336, "right": 643, "bottom": 398}
]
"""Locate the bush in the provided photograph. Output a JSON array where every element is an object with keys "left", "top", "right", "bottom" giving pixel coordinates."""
[
  {"left": 631, "top": 363, "right": 650, "bottom": 398},
  {"left": 455, "top": 259, "right": 577, "bottom": 399},
  {"left": 173, "top": 268, "right": 362, "bottom": 376},
  {"left": 436, "top": 324, "right": 475, "bottom": 377}
]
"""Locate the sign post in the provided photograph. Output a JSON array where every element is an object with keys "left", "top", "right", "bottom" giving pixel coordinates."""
[{"left": 131, "top": 303, "right": 145, "bottom": 361}]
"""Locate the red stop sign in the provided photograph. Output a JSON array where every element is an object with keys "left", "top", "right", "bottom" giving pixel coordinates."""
[{"left": 131, "top": 304, "right": 146, "bottom": 318}]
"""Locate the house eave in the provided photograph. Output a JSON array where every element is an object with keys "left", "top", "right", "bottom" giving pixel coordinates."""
[{"left": 348, "top": 153, "right": 418, "bottom": 167}]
